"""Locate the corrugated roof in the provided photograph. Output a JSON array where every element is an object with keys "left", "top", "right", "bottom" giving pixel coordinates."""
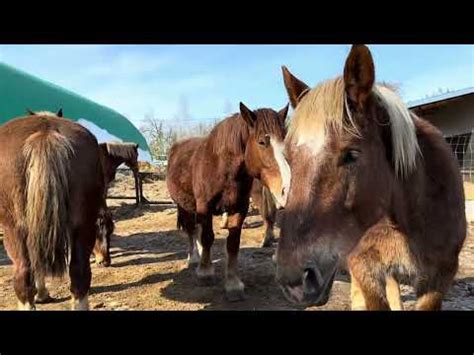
[{"left": 407, "top": 87, "right": 474, "bottom": 109}]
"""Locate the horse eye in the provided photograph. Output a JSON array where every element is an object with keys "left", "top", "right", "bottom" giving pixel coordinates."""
[
  {"left": 342, "top": 149, "right": 360, "bottom": 165},
  {"left": 259, "top": 135, "right": 270, "bottom": 147}
]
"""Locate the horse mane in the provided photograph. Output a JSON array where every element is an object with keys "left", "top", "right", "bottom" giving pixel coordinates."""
[
  {"left": 30, "top": 111, "right": 59, "bottom": 117},
  {"left": 208, "top": 113, "right": 250, "bottom": 156},
  {"left": 286, "top": 76, "right": 419, "bottom": 177},
  {"left": 101, "top": 142, "right": 138, "bottom": 161},
  {"left": 208, "top": 110, "right": 285, "bottom": 156}
]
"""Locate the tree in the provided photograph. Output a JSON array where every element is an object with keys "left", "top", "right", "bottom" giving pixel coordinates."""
[{"left": 140, "top": 114, "right": 177, "bottom": 160}]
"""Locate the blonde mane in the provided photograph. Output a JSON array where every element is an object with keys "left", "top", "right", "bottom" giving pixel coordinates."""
[
  {"left": 286, "top": 77, "right": 419, "bottom": 177},
  {"left": 32, "top": 111, "right": 59, "bottom": 117}
]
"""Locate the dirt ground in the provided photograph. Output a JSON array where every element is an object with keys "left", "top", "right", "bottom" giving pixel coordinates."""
[
  {"left": 465, "top": 181, "right": 474, "bottom": 200},
  {"left": 1, "top": 172, "right": 473, "bottom": 311}
]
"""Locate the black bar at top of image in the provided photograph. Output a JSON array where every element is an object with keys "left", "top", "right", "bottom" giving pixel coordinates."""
[{"left": 0, "top": 30, "right": 472, "bottom": 44}]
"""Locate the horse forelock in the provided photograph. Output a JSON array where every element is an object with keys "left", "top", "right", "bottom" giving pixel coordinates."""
[{"left": 286, "top": 76, "right": 419, "bottom": 177}]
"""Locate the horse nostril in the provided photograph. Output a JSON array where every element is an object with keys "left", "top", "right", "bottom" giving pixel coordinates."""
[
  {"left": 303, "top": 268, "right": 321, "bottom": 298},
  {"left": 281, "top": 187, "right": 286, "bottom": 196}
]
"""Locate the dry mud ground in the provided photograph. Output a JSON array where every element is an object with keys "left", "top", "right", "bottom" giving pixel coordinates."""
[{"left": 0, "top": 173, "right": 473, "bottom": 311}]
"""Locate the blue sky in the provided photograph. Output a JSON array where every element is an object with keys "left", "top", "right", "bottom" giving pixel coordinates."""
[{"left": 0, "top": 45, "right": 472, "bottom": 128}]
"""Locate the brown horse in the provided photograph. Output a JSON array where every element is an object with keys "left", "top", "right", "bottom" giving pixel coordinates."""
[
  {"left": 0, "top": 110, "right": 108, "bottom": 310},
  {"left": 221, "top": 179, "right": 278, "bottom": 247},
  {"left": 276, "top": 45, "right": 467, "bottom": 310},
  {"left": 27, "top": 110, "right": 115, "bottom": 268},
  {"left": 99, "top": 141, "right": 143, "bottom": 204},
  {"left": 167, "top": 102, "right": 289, "bottom": 301}
]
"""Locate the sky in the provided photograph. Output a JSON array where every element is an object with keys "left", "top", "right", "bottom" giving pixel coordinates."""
[{"left": 0, "top": 45, "right": 472, "bottom": 128}]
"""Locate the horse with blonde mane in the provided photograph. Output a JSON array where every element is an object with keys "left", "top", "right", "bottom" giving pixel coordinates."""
[
  {"left": 276, "top": 45, "right": 466, "bottom": 310},
  {"left": 0, "top": 109, "right": 110, "bottom": 310}
]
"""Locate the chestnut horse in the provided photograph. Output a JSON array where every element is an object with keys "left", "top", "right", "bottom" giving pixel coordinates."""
[
  {"left": 0, "top": 110, "right": 108, "bottom": 310},
  {"left": 167, "top": 102, "right": 289, "bottom": 301},
  {"left": 276, "top": 45, "right": 466, "bottom": 310}
]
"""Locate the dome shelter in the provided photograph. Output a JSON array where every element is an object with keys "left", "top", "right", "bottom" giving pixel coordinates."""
[{"left": 0, "top": 62, "right": 152, "bottom": 162}]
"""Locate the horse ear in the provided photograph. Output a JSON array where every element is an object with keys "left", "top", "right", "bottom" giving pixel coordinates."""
[
  {"left": 343, "top": 44, "right": 375, "bottom": 109},
  {"left": 134, "top": 143, "right": 139, "bottom": 149},
  {"left": 26, "top": 108, "right": 35, "bottom": 115},
  {"left": 282, "top": 66, "right": 310, "bottom": 109},
  {"left": 277, "top": 103, "right": 289, "bottom": 125},
  {"left": 57, "top": 108, "right": 63, "bottom": 117},
  {"left": 239, "top": 102, "right": 257, "bottom": 128}
]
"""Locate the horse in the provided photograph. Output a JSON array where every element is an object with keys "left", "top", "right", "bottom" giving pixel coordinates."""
[
  {"left": 99, "top": 141, "right": 144, "bottom": 205},
  {"left": 0, "top": 110, "right": 109, "bottom": 310},
  {"left": 221, "top": 179, "right": 278, "bottom": 248},
  {"left": 167, "top": 102, "right": 289, "bottom": 301},
  {"left": 275, "top": 45, "right": 467, "bottom": 310},
  {"left": 27, "top": 110, "right": 115, "bottom": 268}
]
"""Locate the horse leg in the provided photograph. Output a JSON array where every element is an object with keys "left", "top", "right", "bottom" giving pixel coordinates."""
[
  {"left": 34, "top": 274, "right": 53, "bottom": 304},
  {"left": 260, "top": 187, "right": 276, "bottom": 248},
  {"left": 348, "top": 253, "right": 390, "bottom": 310},
  {"left": 188, "top": 224, "right": 202, "bottom": 267},
  {"left": 14, "top": 262, "right": 36, "bottom": 310},
  {"left": 385, "top": 275, "right": 404, "bottom": 310},
  {"left": 69, "top": 225, "right": 95, "bottom": 310},
  {"left": 225, "top": 212, "right": 247, "bottom": 302},
  {"left": 415, "top": 263, "right": 457, "bottom": 310},
  {"left": 349, "top": 269, "right": 366, "bottom": 310},
  {"left": 3, "top": 228, "right": 36, "bottom": 310},
  {"left": 133, "top": 169, "right": 140, "bottom": 206},
  {"left": 93, "top": 207, "right": 112, "bottom": 267},
  {"left": 261, "top": 218, "right": 275, "bottom": 248},
  {"left": 220, "top": 212, "right": 229, "bottom": 229},
  {"left": 195, "top": 213, "right": 215, "bottom": 283}
]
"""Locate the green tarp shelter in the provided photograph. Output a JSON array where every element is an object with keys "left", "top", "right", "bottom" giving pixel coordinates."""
[{"left": 0, "top": 62, "right": 151, "bottom": 161}]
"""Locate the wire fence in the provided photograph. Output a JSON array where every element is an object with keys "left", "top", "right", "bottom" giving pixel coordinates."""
[{"left": 445, "top": 130, "right": 474, "bottom": 182}]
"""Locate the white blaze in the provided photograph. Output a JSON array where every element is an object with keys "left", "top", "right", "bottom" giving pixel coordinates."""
[{"left": 270, "top": 137, "right": 291, "bottom": 208}]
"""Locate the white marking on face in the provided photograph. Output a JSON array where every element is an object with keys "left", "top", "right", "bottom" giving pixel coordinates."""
[{"left": 270, "top": 137, "right": 291, "bottom": 208}]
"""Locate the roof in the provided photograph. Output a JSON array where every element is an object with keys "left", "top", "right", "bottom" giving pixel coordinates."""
[
  {"left": 407, "top": 87, "right": 474, "bottom": 109},
  {"left": 0, "top": 62, "right": 151, "bottom": 160}
]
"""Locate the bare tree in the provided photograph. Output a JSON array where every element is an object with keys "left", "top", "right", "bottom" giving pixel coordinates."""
[{"left": 140, "top": 114, "right": 177, "bottom": 160}]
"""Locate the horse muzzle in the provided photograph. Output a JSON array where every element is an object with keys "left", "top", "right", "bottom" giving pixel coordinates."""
[{"left": 278, "top": 261, "right": 338, "bottom": 307}]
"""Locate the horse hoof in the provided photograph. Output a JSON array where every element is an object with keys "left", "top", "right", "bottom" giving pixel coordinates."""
[
  {"left": 225, "top": 278, "right": 245, "bottom": 302},
  {"left": 187, "top": 259, "right": 199, "bottom": 268},
  {"left": 225, "top": 289, "right": 246, "bottom": 302},
  {"left": 35, "top": 295, "right": 54, "bottom": 304},
  {"left": 196, "top": 265, "right": 216, "bottom": 285},
  {"left": 198, "top": 275, "right": 218, "bottom": 286},
  {"left": 260, "top": 239, "right": 275, "bottom": 248},
  {"left": 96, "top": 260, "right": 111, "bottom": 268}
]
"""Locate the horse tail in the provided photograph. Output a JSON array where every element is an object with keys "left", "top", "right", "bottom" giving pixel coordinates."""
[{"left": 22, "top": 130, "right": 74, "bottom": 277}]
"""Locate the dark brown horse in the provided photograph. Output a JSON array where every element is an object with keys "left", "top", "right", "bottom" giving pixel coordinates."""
[
  {"left": 99, "top": 141, "right": 143, "bottom": 204},
  {"left": 276, "top": 45, "right": 467, "bottom": 310},
  {"left": 0, "top": 110, "right": 108, "bottom": 310},
  {"left": 167, "top": 102, "right": 289, "bottom": 301}
]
